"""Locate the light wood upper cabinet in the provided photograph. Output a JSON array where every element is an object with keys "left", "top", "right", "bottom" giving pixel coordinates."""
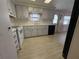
[
  {"left": 7, "top": 0, "right": 16, "bottom": 17},
  {"left": 16, "top": 6, "right": 29, "bottom": 20},
  {"left": 16, "top": 6, "right": 23, "bottom": 19}
]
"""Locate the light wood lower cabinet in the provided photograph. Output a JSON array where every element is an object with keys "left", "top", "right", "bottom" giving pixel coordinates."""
[
  {"left": 23, "top": 25, "right": 48, "bottom": 38},
  {"left": 31, "top": 26, "right": 38, "bottom": 37},
  {"left": 23, "top": 26, "right": 32, "bottom": 37}
]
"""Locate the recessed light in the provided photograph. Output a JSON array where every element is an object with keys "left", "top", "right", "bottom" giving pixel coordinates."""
[
  {"left": 30, "top": 0, "right": 36, "bottom": 2},
  {"left": 44, "top": 0, "right": 52, "bottom": 4}
]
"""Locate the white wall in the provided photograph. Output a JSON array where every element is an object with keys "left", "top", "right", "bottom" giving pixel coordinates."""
[
  {"left": 57, "top": 16, "right": 69, "bottom": 32},
  {"left": 0, "top": 0, "right": 17, "bottom": 59},
  {"left": 67, "top": 16, "right": 79, "bottom": 59},
  {"left": 54, "top": 10, "right": 72, "bottom": 33}
]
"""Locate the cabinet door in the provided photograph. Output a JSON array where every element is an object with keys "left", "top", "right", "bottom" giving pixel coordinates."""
[
  {"left": 41, "top": 26, "right": 45, "bottom": 35},
  {"left": 23, "top": 26, "right": 32, "bottom": 37},
  {"left": 43, "top": 26, "right": 48, "bottom": 35},
  {"left": 11, "top": 1, "right": 16, "bottom": 17},
  {"left": 37, "top": 29, "right": 40, "bottom": 36},
  {"left": 16, "top": 6, "right": 23, "bottom": 19},
  {"left": 37, "top": 25, "right": 48, "bottom": 36},
  {"left": 7, "top": 0, "right": 16, "bottom": 17},
  {"left": 28, "top": 26, "right": 32, "bottom": 37},
  {"left": 31, "top": 26, "right": 38, "bottom": 37},
  {"left": 7, "top": 0, "right": 12, "bottom": 13},
  {"left": 37, "top": 26, "right": 42, "bottom": 36},
  {"left": 23, "top": 27, "right": 27, "bottom": 37}
]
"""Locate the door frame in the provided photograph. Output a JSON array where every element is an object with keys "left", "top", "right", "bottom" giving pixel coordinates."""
[{"left": 63, "top": 0, "right": 79, "bottom": 59}]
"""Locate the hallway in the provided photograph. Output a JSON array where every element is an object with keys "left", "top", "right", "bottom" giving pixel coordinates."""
[{"left": 18, "top": 33, "right": 66, "bottom": 59}]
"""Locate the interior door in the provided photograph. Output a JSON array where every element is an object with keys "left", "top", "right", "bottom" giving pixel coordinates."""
[{"left": 31, "top": 26, "right": 37, "bottom": 37}]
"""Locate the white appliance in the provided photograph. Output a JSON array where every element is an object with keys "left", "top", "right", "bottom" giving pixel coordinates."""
[
  {"left": 12, "top": 28, "right": 19, "bottom": 50},
  {"left": 16, "top": 27, "right": 24, "bottom": 49}
]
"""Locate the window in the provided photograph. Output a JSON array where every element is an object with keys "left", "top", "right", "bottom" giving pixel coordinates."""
[
  {"left": 53, "top": 14, "right": 58, "bottom": 24},
  {"left": 63, "top": 16, "right": 71, "bottom": 25},
  {"left": 30, "top": 13, "right": 40, "bottom": 21}
]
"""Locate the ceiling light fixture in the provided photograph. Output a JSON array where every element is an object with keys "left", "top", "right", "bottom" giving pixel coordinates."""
[
  {"left": 30, "top": 0, "right": 36, "bottom": 2},
  {"left": 44, "top": 0, "right": 52, "bottom": 4}
]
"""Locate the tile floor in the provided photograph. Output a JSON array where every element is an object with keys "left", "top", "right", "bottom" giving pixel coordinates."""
[
  {"left": 54, "top": 32, "right": 67, "bottom": 45},
  {"left": 18, "top": 33, "right": 66, "bottom": 59}
]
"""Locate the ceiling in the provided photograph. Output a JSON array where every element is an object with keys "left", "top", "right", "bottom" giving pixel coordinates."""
[
  {"left": 14, "top": 0, "right": 55, "bottom": 9},
  {"left": 13, "top": 0, "right": 74, "bottom": 11},
  {"left": 55, "top": 0, "right": 75, "bottom": 11}
]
